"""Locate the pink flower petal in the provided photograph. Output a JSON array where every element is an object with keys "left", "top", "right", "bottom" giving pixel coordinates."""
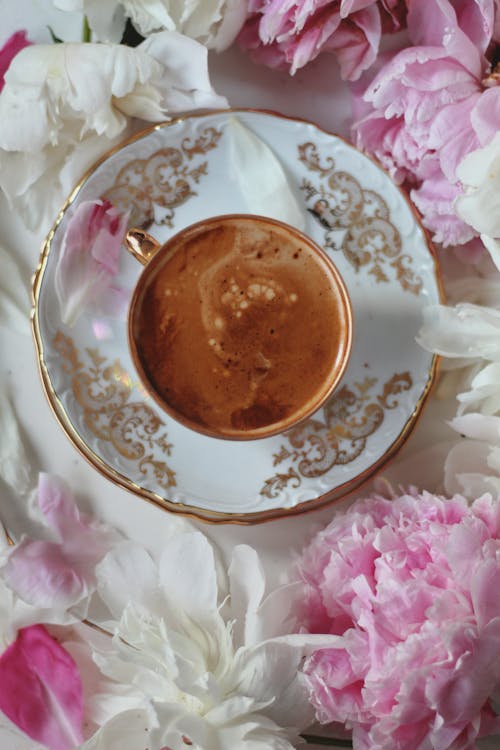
[
  {"left": 407, "top": 0, "right": 487, "bottom": 77},
  {"left": 471, "top": 557, "right": 500, "bottom": 627},
  {"left": 350, "top": 0, "right": 499, "bottom": 250},
  {"left": 239, "top": 1, "right": 406, "bottom": 80},
  {"left": 325, "top": 6, "right": 381, "bottom": 81},
  {"left": 5, "top": 474, "right": 119, "bottom": 608},
  {"left": 4, "top": 540, "right": 87, "bottom": 609},
  {"left": 54, "top": 199, "right": 129, "bottom": 326},
  {"left": 0, "top": 625, "right": 83, "bottom": 750},
  {"left": 0, "top": 31, "right": 31, "bottom": 91}
]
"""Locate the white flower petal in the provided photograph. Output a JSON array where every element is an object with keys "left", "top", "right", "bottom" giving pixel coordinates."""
[
  {"left": 124, "top": 0, "right": 177, "bottom": 35},
  {"left": 138, "top": 31, "right": 228, "bottom": 111},
  {"left": 96, "top": 541, "right": 159, "bottom": 619},
  {"left": 417, "top": 303, "right": 500, "bottom": 360},
  {"left": 228, "top": 545, "right": 266, "bottom": 649},
  {"left": 158, "top": 531, "right": 218, "bottom": 618},
  {"left": 448, "top": 413, "right": 500, "bottom": 442},
  {"left": 78, "top": 707, "right": 158, "bottom": 750},
  {"left": 251, "top": 582, "right": 306, "bottom": 641},
  {"left": 208, "top": 0, "right": 249, "bottom": 51},
  {"left": 228, "top": 117, "right": 306, "bottom": 231},
  {"left": 0, "top": 245, "right": 30, "bottom": 335},
  {"left": 85, "top": 0, "right": 127, "bottom": 43},
  {"left": 455, "top": 132, "right": 500, "bottom": 188},
  {"left": 0, "top": 389, "right": 32, "bottom": 495},
  {"left": 481, "top": 234, "right": 500, "bottom": 272},
  {"left": 456, "top": 363, "right": 500, "bottom": 415},
  {"left": 455, "top": 132, "right": 500, "bottom": 267},
  {"left": 76, "top": 0, "right": 247, "bottom": 50},
  {"left": 230, "top": 634, "right": 338, "bottom": 731},
  {"left": 444, "top": 440, "right": 500, "bottom": 498}
]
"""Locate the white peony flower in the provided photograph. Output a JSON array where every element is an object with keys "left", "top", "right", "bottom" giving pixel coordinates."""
[
  {"left": 455, "top": 132, "right": 500, "bottom": 268},
  {"left": 0, "top": 31, "right": 227, "bottom": 229},
  {"left": 87, "top": 532, "right": 334, "bottom": 749},
  {"left": 53, "top": 0, "right": 247, "bottom": 50}
]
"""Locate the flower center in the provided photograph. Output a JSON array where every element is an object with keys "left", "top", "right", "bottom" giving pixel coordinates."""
[{"left": 482, "top": 47, "right": 500, "bottom": 88}]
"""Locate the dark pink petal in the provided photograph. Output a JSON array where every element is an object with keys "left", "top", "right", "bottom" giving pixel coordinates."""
[
  {"left": 0, "top": 625, "right": 83, "bottom": 750},
  {"left": 0, "top": 31, "right": 31, "bottom": 91}
]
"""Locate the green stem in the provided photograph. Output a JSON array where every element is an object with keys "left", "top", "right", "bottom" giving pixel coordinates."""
[
  {"left": 82, "top": 15, "right": 91, "bottom": 43},
  {"left": 300, "top": 734, "right": 352, "bottom": 747}
]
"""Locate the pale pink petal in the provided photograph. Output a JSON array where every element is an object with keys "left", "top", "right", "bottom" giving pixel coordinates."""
[
  {"left": 326, "top": 6, "right": 381, "bottom": 81},
  {"left": 350, "top": 0, "right": 499, "bottom": 250},
  {"left": 0, "top": 31, "right": 31, "bottom": 91},
  {"left": 5, "top": 474, "right": 119, "bottom": 609},
  {"left": 54, "top": 199, "right": 129, "bottom": 326},
  {"left": 4, "top": 540, "right": 88, "bottom": 609},
  {"left": 36, "top": 473, "right": 90, "bottom": 542},
  {"left": 287, "top": 7, "right": 342, "bottom": 73},
  {"left": 453, "top": 0, "right": 496, "bottom": 54},
  {"left": 428, "top": 94, "right": 481, "bottom": 180},
  {"left": 471, "top": 557, "right": 500, "bottom": 627},
  {"left": 239, "top": 0, "right": 396, "bottom": 80},
  {"left": 411, "top": 170, "right": 475, "bottom": 246},
  {"left": 0, "top": 625, "right": 83, "bottom": 750},
  {"left": 407, "top": 0, "right": 487, "bottom": 77}
]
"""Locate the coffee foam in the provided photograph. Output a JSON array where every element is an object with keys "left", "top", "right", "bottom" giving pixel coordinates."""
[{"left": 132, "top": 219, "right": 348, "bottom": 437}]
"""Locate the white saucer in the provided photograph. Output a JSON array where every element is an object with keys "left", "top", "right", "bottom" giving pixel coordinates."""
[{"left": 32, "top": 109, "right": 441, "bottom": 523}]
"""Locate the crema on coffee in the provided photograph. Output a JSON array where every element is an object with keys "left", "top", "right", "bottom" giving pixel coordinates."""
[{"left": 129, "top": 216, "right": 351, "bottom": 439}]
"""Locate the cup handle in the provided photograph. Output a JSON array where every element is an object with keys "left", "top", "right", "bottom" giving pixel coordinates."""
[{"left": 124, "top": 228, "right": 160, "bottom": 266}]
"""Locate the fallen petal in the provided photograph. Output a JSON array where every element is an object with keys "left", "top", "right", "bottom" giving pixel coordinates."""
[
  {"left": 228, "top": 116, "right": 306, "bottom": 231},
  {"left": 0, "top": 625, "right": 83, "bottom": 750}
]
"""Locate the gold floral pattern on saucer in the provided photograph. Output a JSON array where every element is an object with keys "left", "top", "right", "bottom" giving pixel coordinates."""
[
  {"left": 54, "top": 331, "right": 176, "bottom": 491},
  {"left": 103, "top": 126, "right": 222, "bottom": 228},
  {"left": 262, "top": 371, "right": 412, "bottom": 497},
  {"left": 299, "top": 142, "right": 423, "bottom": 295},
  {"left": 32, "top": 109, "right": 442, "bottom": 523}
]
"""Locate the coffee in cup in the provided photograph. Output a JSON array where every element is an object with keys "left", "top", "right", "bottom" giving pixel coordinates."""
[{"left": 127, "top": 214, "right": 352, "bottom": 440}]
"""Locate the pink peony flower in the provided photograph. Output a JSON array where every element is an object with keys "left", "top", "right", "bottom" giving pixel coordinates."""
[
  {"left": 238, "top": 0, "right": 408, "bottom": 80},
  {"left": 352, "top": 0, "right": 500, "bottom": 250},
  {"left": 54, "top": 198, "right": 130, "bottom": 326},
  {"left": 297, "top": 490, "right": 500, "bottom": 750},
  {"left": 0, "top": 31, "right": 31, "bottom": 92}
]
